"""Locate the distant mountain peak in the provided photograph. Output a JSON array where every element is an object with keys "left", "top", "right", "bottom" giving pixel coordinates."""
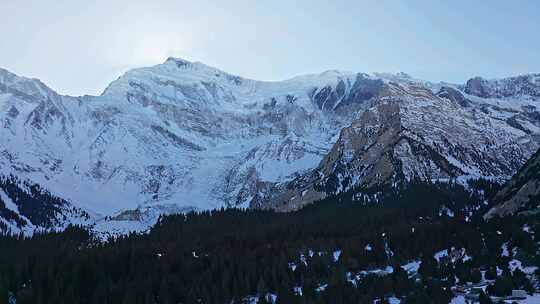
[
  {"left": 163, "top": 56, "right": 207, "bottom": 70},
  {"left": 464, "top": 73, "right": 540, "bottom": 98},
  {"left": 164, "top": 56, "right": 192, "bottom": 64}
]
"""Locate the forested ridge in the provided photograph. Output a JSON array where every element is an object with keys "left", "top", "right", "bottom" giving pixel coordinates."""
[
  {"left": 0, "top": 175, "right": 89, "bottom": 233},
  {"left": 1, "top": 181, "right": 539, "bottom": 303}
]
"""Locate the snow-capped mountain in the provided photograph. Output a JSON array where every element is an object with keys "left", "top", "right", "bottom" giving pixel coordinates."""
[
  {"left": 463, "top": 74, "right": 540, "bottom": 99},
  {"left": 1, "top": 58, "right": 539, "bottom": 234},
  {"left": 253, "top": 76, "right": 540, "bottom": 211},
  {"left": 0, "top": 58, "right": 381, "bottom": 234}
]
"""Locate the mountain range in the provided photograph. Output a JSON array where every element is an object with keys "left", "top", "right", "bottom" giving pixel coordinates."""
[{"left": 1, "top": 57, "right": 539, "bottom": 236}]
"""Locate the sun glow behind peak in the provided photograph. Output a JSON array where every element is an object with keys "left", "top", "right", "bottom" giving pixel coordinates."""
[{"left": 131, "top": 32, "right": 190, "bottom": 66}]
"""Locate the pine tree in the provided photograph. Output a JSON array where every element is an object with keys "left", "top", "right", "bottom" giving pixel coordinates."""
[
  {"left": 479, "top": 290, "right": 493, "bottom": 304},
  {"left": 470, "top": 268, "right": 482, "bottom": 284},
  {"left": 257, "top": 277, "right": 268, "bottom": 296}
]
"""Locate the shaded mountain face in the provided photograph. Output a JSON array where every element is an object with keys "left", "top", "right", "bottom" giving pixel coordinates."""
[
  {"left": 0, "top": 59, "right": 540, "bottom": 233},
  {"left": 0, "top": 175, "right": 89, "bottom": 235},
  {"left": 484, "top": 149, "right": 540, "bottom": 219}
]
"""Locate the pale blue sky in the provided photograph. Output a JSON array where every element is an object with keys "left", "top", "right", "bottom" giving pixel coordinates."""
[{"left": 1, "top": 0, "right": 539, "bottom": 96}]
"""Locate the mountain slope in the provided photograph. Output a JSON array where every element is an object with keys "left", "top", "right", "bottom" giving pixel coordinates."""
[
  {"left": 0, "top": 175, "right": 89, "bottom": 235},
  {"left": 1, "top": 60, "right": 539, "bottom": 233},
  {"left": 0, "top": 59, "right": 392, "bottom": 233},
  {"left": 484, "top": 148, "right": 540, "bottom": 218},
  {"left": 253, "top": 81, "right": 540, "bottom": 211}
]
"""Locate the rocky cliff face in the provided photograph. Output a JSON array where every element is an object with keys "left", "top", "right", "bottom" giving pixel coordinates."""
[
  {"left": 484, "top": 149, "right": 540, "bottom": 219},
  {"left": 0, "top": 59, "right": 539, "bottom": 234},
  {"left": 253, "top": 81, "right": 540, "bottom": 211},
  {"left": 463, "top": 74, "right": 540, "bottom": 99}
]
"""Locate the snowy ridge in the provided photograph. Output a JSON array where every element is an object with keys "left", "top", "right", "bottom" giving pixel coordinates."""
[
  {"left": 0, "top": 58, "right": 539, "bottom": 233},
  {"left": 254, "top": 80, "right": 540, "bottom": 211},
  {"left": 463, "top": 73, "right": 540, "bottom": 99},
  {"left": 0, "top": 58, "right": 379, "bottom": 234}
]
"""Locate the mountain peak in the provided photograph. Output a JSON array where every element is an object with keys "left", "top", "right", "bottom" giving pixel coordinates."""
[
  {"left": 464, "top": 73, "right": 540, "bottom": 98},
  {"left": 0, "top": 67, "right": 26, "bottom": 84},
  {"left": 164, "top": 56, "right": 194, "bottom": 67},
  {"left": 0, "top": 67, "right": 59, "bottom": 101}
]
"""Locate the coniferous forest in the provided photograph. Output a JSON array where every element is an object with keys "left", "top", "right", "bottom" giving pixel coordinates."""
[{"left": 1, "top": 181, "right": 540, "bottom": 304}]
